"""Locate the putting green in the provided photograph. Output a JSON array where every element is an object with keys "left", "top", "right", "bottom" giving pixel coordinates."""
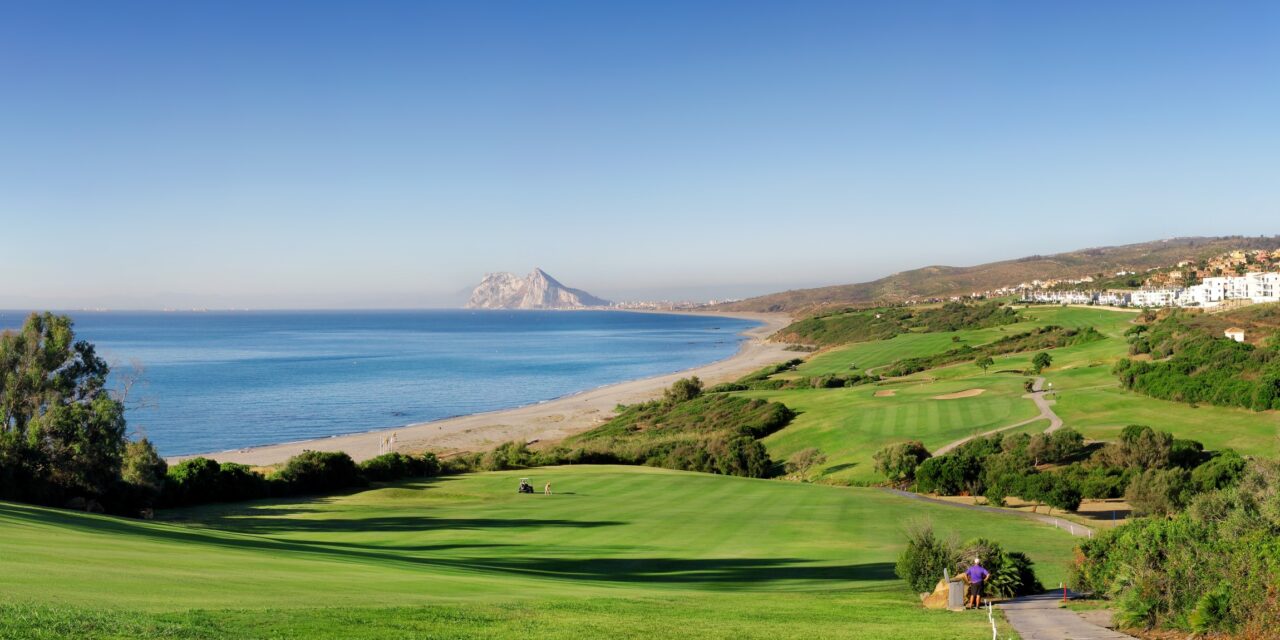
[{"left": 0, "top": 466, "right": 1073, "bottom": 639}]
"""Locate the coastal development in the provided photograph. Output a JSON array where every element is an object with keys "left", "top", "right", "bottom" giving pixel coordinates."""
[{"left": 1020, "top": 270, "right": 1280, "bottom": 308}]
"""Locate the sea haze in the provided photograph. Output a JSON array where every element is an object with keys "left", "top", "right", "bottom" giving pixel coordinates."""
[{"left": 0, "top": 310, "right": 757, "bottom": 456}]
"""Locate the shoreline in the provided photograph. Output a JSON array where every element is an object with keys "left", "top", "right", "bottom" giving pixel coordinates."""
[{"left": 172, "top": 310, "right": 796, "bottom": 466}]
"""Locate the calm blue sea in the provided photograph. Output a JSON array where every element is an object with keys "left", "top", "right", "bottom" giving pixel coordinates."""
[{"left": 0, "top": 310, "right": 757, "bottom": 456}]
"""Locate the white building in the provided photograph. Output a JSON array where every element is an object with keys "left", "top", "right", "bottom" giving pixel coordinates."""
[
  {"left": 1225, "top": 328, "right": 1246, "bottom": 342},
  {"left": 1246, "top": 272, "right": 1280, "bottom": 303},
  {"left": 1130, "top": 288, "right": 1181, "bottom": 308}
]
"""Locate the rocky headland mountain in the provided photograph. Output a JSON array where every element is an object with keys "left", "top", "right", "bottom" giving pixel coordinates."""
[{"left": 465, "top": 268, "right": 611, "bottom": 310}]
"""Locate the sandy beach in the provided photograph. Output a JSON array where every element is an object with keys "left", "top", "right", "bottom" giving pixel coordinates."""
[{"left": 176, "top": 311, "right": 796, "bottom": 466}]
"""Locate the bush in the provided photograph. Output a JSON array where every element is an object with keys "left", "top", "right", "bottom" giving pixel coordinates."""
[
  {"left": 895, "top": 521, "right": 958, "bottom": 594},
  {"left": 957, "top": 538, "right": 1043, "bottom": 598},
  {"left": 164, "top": 457, "right": 224, "bottom": 506},
  {"left": 274, "top": 451, "right": 366, "bottom": 495},
  {"left": 1073, "top": 461, "right": 1280, "bottom": 634},
  {"left": 663, "top": 377, "right": 703, "bottom": 404},
  {"left": 1191, "top": 450, "right": 1246, "bottom": 492},
  {"left": 873, "top": 441, "right": 931, "bottom": 482},
  {"left": 120, "top": 438, "right": 167, "bottom": 500},
  {"left": 482, "top": 441, "right": 537, "bottom": 471}
]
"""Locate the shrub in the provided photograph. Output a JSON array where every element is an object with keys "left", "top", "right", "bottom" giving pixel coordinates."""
[
  {"left": 895, "top": 521, "right": 958, "bottom": 594},
  {"left": 482, "top": 441, "right": 536, "bottom": 471},
  {"left": 957, "top": 538, "right": 1043, "bottom": 598},
  {"left": 274, "top": 450, "right": 365, "bottom": 495},
  {"left": 165, "top": 457, "right": 223, "bottom": 505},
  {"left": 663, "top": 377, "right": 703, "bottom": 404},
  {"left": 873, "top": 441, "right": 931, "bottom": 482},
  {"left": 1191, "top": 450, "right": 1246, "bottom": 492},
  {"left": 120, "top": 438, "right": 167, "bottom": 498}
]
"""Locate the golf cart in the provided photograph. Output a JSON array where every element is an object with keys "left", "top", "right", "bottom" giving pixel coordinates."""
[{"left": 517, "top": 478, "right": 535, "bottom": 494}]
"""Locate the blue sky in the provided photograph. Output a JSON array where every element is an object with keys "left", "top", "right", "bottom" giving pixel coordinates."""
[{"left": 2, "top": 1, "right": 1277, "bottom": 308}]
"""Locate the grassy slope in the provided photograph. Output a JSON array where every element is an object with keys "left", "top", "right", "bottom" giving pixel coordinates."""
[
  {"left": 751, "top": 375, "right": 1040, "bottom": 485},
  {"left": 754, "top": 306, "right": 1280, "bottom": 482},
  {"left": 0, "top": 466, "right": 1074, "bottom": 639}
]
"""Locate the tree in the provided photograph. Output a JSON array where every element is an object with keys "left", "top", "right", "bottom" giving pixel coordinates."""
[
  {"left": 1126, "top": 467, "right": 1192, "bottom": 516},
  {"left": 0, "top": 313, "right": 128, "bottom": 503},
  {"left": 121, "top": 438, "right": 167, "bottom": 497},
  {"left": 1032, "top": 352, "right": 1053, "bottom": 373},
  {"left": 785, "top": 447, "right": 827, "bottom": 477},
  {"left": 1103, "top": 425, "right": 1173, "bottom": 469},
  {"left": 663, "top": 377, "right": 703, "bottom": 405},
  {"left": 873, "top": 441, "right": 931, "bottom": 482},
  {"left": 975, "top": 356, "right": 995, "bottom": 372}
]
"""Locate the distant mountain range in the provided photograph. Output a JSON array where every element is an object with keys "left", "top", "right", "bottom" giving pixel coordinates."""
[
  {"left": 465, "top": 268, "right": 611, "bottom": 310},
  {"left": 714, "top": 236, "right": 1280, "bottom": 313}
]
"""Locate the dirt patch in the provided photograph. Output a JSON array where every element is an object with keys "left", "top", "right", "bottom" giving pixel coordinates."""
[
  {"left": 932, "top": 388, "right": 986, "bottom": 400},
  {"left": 873, "top": 389, "right": 897, "bottom": 398}
]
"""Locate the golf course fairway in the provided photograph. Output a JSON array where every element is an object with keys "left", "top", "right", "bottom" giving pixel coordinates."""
[{"left": 0, "top": 466, "right": 1074, "bottom": 639}]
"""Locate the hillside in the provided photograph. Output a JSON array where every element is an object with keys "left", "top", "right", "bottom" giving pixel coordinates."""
[{"left": 716, "top": 236, "right": 1280, "bottom": 313}]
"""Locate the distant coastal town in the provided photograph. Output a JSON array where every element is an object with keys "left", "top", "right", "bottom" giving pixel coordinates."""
[{"left": 927, "top": 248, "right": 1280, "bottom": 310}]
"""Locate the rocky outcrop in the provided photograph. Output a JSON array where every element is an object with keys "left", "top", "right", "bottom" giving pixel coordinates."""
[{"left": 465, "top": 268, "right": 611, "bottom": 310}]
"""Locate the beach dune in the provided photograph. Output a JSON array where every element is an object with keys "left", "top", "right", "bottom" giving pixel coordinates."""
[{"left": 176, "top": 311, "right": 795, "bottom": 466}]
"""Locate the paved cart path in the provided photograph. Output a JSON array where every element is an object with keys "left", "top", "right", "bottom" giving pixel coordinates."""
[{"left": 1000, "top": 593, "right": 1134, "bottom": 640}]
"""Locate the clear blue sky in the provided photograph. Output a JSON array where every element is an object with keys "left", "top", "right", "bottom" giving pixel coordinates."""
[{"left": 2, "top": 1, "right": 1277, "bottom": 308}]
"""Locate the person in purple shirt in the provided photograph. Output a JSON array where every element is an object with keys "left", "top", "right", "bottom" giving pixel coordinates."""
[{"left": 964, "top": 558, "right": 990, "bottom": 609}]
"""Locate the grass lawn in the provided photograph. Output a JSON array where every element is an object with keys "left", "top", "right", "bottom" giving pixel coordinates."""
[
  {"left": 0, "top": 466, "right": 1076, "bottom": 639},
  {"left": 747, "top": 375, "right": 1041, "bottom": 485},
  {"left": 763, "top": 304, "right": 1279, "bottom": 474}
]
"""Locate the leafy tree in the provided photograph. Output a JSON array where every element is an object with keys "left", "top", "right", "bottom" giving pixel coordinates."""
[
  {"left": 873, "top": 441, "right": 931, "bottom": 482},
  {"left": 1101, "top": 425, "right": 1173, "bottom": 469},
  {"left": 784, "top": 447, "right": 827, "bottom": 477},
  {"left": 0, "top": 313, "right": 128, "bottom": 503},
  {"left": 975, "top": 356, "right": 995, "bottom": 372},
  {"left": 1032, "top": 352, "right": 1053, "bottom": 373},
  {"left": 121, "top": 438, "right": 167, "bottom": 497},
  {"left": 1125, "top": 467, "right": 1192, "bottom": 517}
]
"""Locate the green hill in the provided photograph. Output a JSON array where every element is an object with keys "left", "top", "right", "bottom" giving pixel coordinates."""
[
  {"left": 739, "top": 306, "right": 1280, "bottom": 485},
  {"left": 0, "top": 466, "right": 1076, "bottom": 639},
  {"left": 716, "top": 236, "right": 1280, "bottom": 312}
]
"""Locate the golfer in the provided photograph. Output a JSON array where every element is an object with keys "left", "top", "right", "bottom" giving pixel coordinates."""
[
  {"left": 544, "top": 482, "right": 552, "bottom": 495},
  {"left": 964, "top": 558, "right": 989, "bottom": 609}
]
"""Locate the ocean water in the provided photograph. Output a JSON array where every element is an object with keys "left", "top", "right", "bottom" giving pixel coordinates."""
[{"left": 0, "top": 310, "right": 756, "bottom": 456}]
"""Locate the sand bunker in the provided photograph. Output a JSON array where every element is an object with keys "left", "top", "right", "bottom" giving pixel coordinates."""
[
  {"left": 932, "top": 389, "right": 986, "bottom": 400},
  {"left": 873, "top": 389, "right": 897, "bottom": 397}
]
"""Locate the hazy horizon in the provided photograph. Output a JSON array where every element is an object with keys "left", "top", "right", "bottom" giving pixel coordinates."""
[{"left": 3, "top": 2, "right": 1278, "bottom": 309}]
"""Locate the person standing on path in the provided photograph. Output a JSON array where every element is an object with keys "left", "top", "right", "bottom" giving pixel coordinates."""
[{"left": 964, "top": 558, "right": 990, "bottom": 609}]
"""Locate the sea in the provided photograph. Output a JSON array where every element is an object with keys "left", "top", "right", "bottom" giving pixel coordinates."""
[{"left": 0, "top": 310, "right": 757, "bottom": 456}]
